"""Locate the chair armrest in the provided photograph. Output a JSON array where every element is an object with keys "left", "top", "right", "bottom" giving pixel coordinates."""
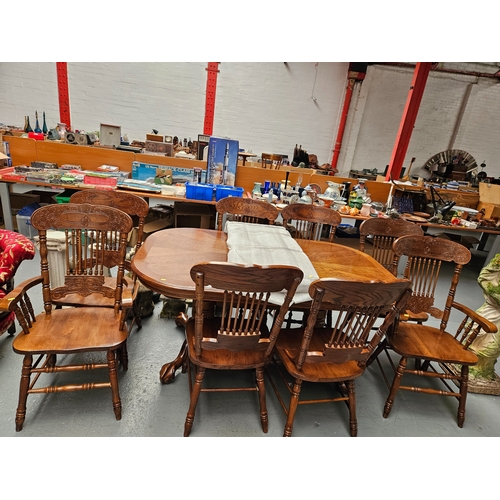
[
  {"left": 121, "top": 285, "right": 134, "bottom": 308},
  {"left": 0, "top": 276, "right": 43, "bottom": 312},
  {"left": 450, "top": 301, "right": 498, "bottom": 348}
]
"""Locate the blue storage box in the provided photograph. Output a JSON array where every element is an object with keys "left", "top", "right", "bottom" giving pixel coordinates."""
[
  {"left": 185, "top": 183, "right": 215, "bottom": 201},
  {"left": 215, "top": 185, "right": 244, "bottom": 201}
]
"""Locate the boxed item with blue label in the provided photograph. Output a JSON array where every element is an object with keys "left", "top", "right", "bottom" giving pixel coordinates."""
[
  {"left": 207, "top": 137, "right": 239, "bottom": 186},
  {"left": 132, "top": 161, "right": 204, "bottom": 185}
]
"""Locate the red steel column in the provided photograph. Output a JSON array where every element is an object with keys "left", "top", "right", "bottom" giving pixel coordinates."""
[
  {"left": 331, "top": 70, "right": 365, "bottom": 169},
  {"left": 203, "top": 62, "right": 220, "bottom": 136},
  {"left": 385, "top": 62, "right": 431, "bottom": 180},
  {"left": 56, "top": 62, "right": 71, "bottom": 130}
]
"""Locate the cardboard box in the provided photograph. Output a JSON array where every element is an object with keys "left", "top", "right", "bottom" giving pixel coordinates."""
[
  {"left": 197, "top": 134, "right": 210, "bottom": 160},
  {"left": 145, "top": 140, "right": 173, "bottom": 156},
  {"left": 146, "top": 134, "right": 164, "bottom": 143},
  {"left": 207, "top": 136, "right": 239, "bottom": 186},
  {"left": 10, "top": 193, "right": 41, "bottom": 212},
  {"left": 477, "top": 201, "right": 500, "bottom": 219},
  {"left": 132, "top": 161, "right": 197, "bottom": 185},
  {"left": 100, "top": 123, "right": 121, "bottom": 147}
]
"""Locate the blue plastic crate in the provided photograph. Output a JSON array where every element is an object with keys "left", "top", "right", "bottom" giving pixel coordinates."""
[
  {"left": 215, "top": 185, "right": 244, "bottom": 202},
  {"left": 185, "top": 183, "right": 215, "bottom": 201}
]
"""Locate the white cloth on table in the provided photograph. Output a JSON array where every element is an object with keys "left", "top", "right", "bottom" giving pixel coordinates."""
[{"left": 225, "top": 221, "right": 319, "bottom": 305}]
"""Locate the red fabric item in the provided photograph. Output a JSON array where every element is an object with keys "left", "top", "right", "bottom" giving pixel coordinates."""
[{"left": 0, "top": 230, "right": 36, "bottom": 335}]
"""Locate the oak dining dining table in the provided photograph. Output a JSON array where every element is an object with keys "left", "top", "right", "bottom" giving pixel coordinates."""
[{"left": 131, "top": 226, "right": 398, "bottom": 384}]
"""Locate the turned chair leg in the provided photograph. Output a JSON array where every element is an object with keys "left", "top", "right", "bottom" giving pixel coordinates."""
[
  {"left": 346, "top": 380, "right": 358, "bottom": 437},
  {"left": 107, "top": 350, "right": 122, "bottom": 421},
  {"left": 256, "top": 367, "right": 268, "bottom": 433},
  {"left": 383, "top": 356, "right": 407, "bottom": 418},
  {"left": 184, "top": 366, "right": 205, "bottom": 437},
  {"left": 15, "top": 355, "right": 32, "bottom": 432},
  {"left": 457, "top": 365, "right": 469, "bottom": 428},
  {"left": 284, "top": 379, "right": 302, "bottom": 437}
]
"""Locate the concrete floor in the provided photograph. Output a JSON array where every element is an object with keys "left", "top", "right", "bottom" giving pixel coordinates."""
[{"left": 1, "top": 243, "right": 499, "bottom": 439}]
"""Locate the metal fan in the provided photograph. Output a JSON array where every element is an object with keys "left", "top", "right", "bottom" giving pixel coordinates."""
[{"left": 422, "top": 149, "right": 477, "bottom": 178}]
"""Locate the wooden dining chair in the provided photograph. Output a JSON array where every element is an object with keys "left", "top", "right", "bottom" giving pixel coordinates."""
[
  {"left": 183, "top": 261, "right": 303, "bottom": 436},
  {"left": 0, "top": 203, "right": 133, "bottom": 431},
  {"left": 261, "top": 153, "right": 283, "bottom": 170},
  {"left": 281, "top": 203, "right": 342, "bottom": 243},
  {"left": 382, "top": 235, "right": 497, "bottom": 428},
  {"left": 68, "top": 190, "right": 150, "bottom": 333},
  {"left": 359, "top": 217, "right": 425, "bottom": 272},
  {"left": 281, "top": 204, "right": 342, "bottom": 328},
  {"left": 267, "top": 278, "right": 412, "bottom": 436},
  {"left": 359, "top": 217, "right": 428, "bottom": 332},
  {"left": 215, "top": 196, "right": 279, "bottom": 232}
]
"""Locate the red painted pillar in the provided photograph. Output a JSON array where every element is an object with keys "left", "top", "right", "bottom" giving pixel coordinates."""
[
  {"left": 203, "top": 62, "right": 220, "bottom": 136},
  {"left": 331, "top": 70, "right": 365, "bottom": 169},
  {"left": 56, "top": 62, "right": 71, "bottom": 130},
  {"left": 385, "top": 62, "right": 431, "bottom": 181}
]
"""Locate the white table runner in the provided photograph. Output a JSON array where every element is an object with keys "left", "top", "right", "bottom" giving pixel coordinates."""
[{"left": 225, "top": 221, "right": 319, "bottom": 305}]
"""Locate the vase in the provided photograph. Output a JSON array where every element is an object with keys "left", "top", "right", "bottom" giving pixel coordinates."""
[
  {"left": 34, "top": 111, "right": 42, "bottom": 133},
  {"left": 42, "top": 112, "right": 48, "bottom": 135},
  {"left": 252, "top": 182, "right": 262, "bottom": 199},
  {"left": 24, "top": 116, "right": 33, "bottom": 133}
]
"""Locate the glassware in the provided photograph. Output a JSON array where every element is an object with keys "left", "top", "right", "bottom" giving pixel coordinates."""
[
  {"left": 34, "top": 111, "right": 42, "bottom": 133},
  {"left": 42, "top": 112, "right": 48, "bottom": 135},
  {"left": 252, "top": 182, "right": 262, "bottom": 199},
  {"left": 24, "top": 116, "right": 33, "bottom": 133}
]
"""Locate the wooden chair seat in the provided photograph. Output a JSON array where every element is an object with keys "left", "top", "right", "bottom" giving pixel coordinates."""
[
  {"left": 275, "top": 328, "right": 366, "bottom": 382},
  {"left": 389, "top": 322, "right": 479, "bottom": 365},
  {"left": 186, "top": 317, "right": 271, "bottom": 369},
  {"left": 12, "top": 307, "right": 126, "bottom": 354}
]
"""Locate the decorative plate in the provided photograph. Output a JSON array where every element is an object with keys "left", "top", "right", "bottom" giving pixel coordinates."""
[{"left": 309, "top": 183, "right": 322, "bottom": 195}]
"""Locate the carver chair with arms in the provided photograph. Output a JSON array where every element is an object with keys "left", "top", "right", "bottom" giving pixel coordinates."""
[
  {"left": 382, "top": 235, "right": 497, "bottom": 428},
  {"left": 183, "top": 261, "right": 303, "bottom": 436},
  {"left": 281, "top": 203, "right": 342, "bottom": 243},
  {"left": 0, "top": 230, "right": 36, "bottom": 337},
  {"left": 267, "top": 278, "right": 412, "bottom": 436},
  {"left": 0, "top": 203, "right": 133, "bottom": 431},
  {"left": 68, "top": 190, "right": 150, "bottom": 333},
  {"left": 215, "top": 196, "right": 279, "bottom": 232}
]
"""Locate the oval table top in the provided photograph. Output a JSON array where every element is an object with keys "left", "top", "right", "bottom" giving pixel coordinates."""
[{"left": 131, "top": 227, "right": 397, "bottom": 303}]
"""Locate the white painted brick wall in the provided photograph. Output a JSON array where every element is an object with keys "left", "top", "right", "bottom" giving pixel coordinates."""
[
  {"left": 346, "top": 64, "right": 500, "bottom": 179},
  {"left": 0, "top": 62, "right": 348, "bottom": 166},
  {"left": 1, "top": 62, "right": 499, "bottom": 178}
]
